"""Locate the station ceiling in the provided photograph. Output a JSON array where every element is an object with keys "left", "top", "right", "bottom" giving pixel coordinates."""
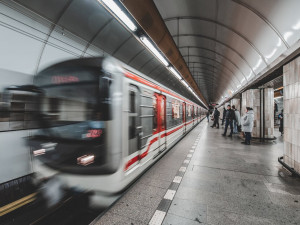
[
  {"left": 152, "top": 0, "right": 300, "bottom": 103},
  {"left": 11, "top": 0, "right": 300, "bottom": 105}
]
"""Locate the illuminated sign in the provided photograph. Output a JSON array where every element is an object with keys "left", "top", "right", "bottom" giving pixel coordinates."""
[
  {"left": 52, "top": 76, "right": 79, "bottom": 84},
  {"left": 86, "top": 129, "right": 103, "bottom": 138}
]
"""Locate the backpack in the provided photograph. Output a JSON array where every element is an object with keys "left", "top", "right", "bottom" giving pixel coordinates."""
[{"left": 231, "top": 109, "right": 236, "bottom": 121}]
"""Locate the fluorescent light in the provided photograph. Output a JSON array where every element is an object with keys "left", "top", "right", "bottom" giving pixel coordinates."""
[
  {"left": 140, "top": 36, "right": 169, "bottom": 66},
  {"left": 102, "top": 0, "right": 137, "bottom": 31},
  {"left": 188, "top": 86, "right": 192, "bottom": 92},
  {"left": 284, "top": 31, "right": 293, "bottom": 41},
  {"left": 169, "top": 67, "right": 182, "bottom": 80},
  {"left": 181, "top": 80, "right": 189, "bottom": 88}
]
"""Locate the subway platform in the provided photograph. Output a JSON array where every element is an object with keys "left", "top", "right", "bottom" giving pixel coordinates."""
[{"left": 93, "top": 121, "right": 300, "bottom": 225}]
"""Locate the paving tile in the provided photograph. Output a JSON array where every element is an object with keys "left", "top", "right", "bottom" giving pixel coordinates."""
[
  {"left": 220, "top": 170, "right": 267, "bottom": 182},
  {"left": 206, "top": 207, "right": 278, "bottom": 225},
  {"left": 139, "top": 176, "right": 171, "bottom": 189},
  {"left": 264, "top": 182, "right": 300, "bottom": 195},
  {"left": 162, "top": 213, "right": 205, "bottom": 225},
  {"left": 130, "top": 182, "right": 167, "bottom": 198},
  {"left": 180, "top": 175, "right": 221, "bottom": 193},
  {"left": 94, "top": 211, "right": 146, "bottom": 225},
  {"left": 263, "top": 174, "right": 300, "bottom": 186},
  {"left": 168, "top": 197, "right": 207, "bottom": 223},
  {"left": 120, "top": 191, "right": 162, "bottom": 209},
  {"left": 109, "top": 201, "right": 155, "bottom": 224}
]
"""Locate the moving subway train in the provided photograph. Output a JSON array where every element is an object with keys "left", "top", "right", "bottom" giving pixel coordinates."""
[{"left": 14, "top": 57, "right": 206, "bottom": 206}]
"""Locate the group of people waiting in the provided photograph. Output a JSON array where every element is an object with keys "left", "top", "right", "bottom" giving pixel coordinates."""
[{"left": 208, "top": 105, "right": 254, "bottom": 145}]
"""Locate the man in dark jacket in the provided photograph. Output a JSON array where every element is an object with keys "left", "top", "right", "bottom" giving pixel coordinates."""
[
  {"left": 211, "top": 108, "right": 220, "bottom": 128},
  {"left": 206, "top": 111, "right": 210, "bottom": 122},
  {"left": 222, "top": 105, "right": 235, "bottom": 137}
]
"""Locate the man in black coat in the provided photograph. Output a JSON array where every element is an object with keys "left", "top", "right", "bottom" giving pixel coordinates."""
[
  {"left": 222, "top": 105, "right": 235, "bottom": 137},
  {"left": 211, "top": 108, "right": 220, "bottom": 128}
]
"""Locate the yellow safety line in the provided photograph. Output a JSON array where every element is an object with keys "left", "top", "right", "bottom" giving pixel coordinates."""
[{"left": 0, "top": 193, "right": 36, "bottom": 216}]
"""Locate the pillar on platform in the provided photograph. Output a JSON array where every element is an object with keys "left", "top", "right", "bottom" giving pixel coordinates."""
[
  {"left": 283, "top": 56, "right": 300, "bottom": 173},
  {"left": 242, "top": 89, "right": 260, "bottom": 138},
  {"left": 241, "top": 88, "right": 274, "bottom": 139}
]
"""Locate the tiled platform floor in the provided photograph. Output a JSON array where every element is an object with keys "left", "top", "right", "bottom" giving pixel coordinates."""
[{"left": 94, "top": 121, "right": 300, "bottom": 225}]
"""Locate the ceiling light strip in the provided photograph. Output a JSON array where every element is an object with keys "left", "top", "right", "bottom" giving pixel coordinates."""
[
  {"left": 101, "top": 0, "right": 206, "bottom": 106},
  {"left": 140, "top": 36, "right": 169, "bottom": 66},
  {"left": 101, "top": 0, "right": 137, "bottom": 31}
]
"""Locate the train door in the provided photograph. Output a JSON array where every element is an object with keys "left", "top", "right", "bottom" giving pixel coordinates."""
[
  {"left": 154, "top": 93, "right": 166, "bottom": 153},
  {"left": 128, "top": 85, "right": 142, "bottom": 156},
  {"left": 158, "top": 94, "right": 167, "bottom": 152},
  {"left": 192, "top": 106, "right": 195, "bottom": 125},
  {"left": 182, "top": 102, "right": 186, "bottom": 133}
]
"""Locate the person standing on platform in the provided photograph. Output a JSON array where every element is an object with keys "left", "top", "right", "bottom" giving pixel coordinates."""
[
  {"left": 211, "top": 107, "right": 220, "bottom": 128},
  {"left": 278, "top": 109, "right": 284, "bottom": 136},
  {"left": 232, "top": 105, "right": 241, "bottom": 134},
  {"left": 241, "top": 107, "right": 254, "bottom": 145},
  {"left": 222, "top": 105, "right": 235, "bottom": 137},
  {"left": 206, "top": 111, "right": 210, "bottom": 122}
]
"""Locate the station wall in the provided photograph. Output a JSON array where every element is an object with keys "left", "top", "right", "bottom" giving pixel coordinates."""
[{"left": 0, "top": 1, "right": 105, "bottom": 183}]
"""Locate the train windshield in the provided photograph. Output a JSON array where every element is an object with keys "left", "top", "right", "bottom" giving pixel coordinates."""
[{"left": 35, "top": 66, "right": 111, "bottom": 140}]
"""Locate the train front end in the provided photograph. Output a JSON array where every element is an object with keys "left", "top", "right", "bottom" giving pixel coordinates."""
[{"left": 29, "top": 57, "right": 124, "bottom": 206}]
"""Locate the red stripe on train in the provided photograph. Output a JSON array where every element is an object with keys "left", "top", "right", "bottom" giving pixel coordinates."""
[
  {"left": 124, "top": 137, "right": 158, "bottom": 171},
  {"left": 124, "top": 119, "right": 198, "bottom": 171}
]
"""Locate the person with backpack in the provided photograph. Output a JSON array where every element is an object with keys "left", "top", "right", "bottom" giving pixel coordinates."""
[
  {"left": 211, "top": 107, "right": 220, "bottom": 128},
  {"left": 222, "top": 105, "right": 235, "bottom": 137},
  {"left": 232, "top": 105, "right": 241, "bottom": 134}
]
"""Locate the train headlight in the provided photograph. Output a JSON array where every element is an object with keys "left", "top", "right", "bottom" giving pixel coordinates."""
[
  {"left": 33, "top": 149, "right": 45, "bottom": 156},
  {"left": 77, "top": 155, "right": 95, "bottom": 166}
]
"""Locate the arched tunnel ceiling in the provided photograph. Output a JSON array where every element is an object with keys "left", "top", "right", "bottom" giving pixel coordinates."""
[
  {"left": 154, "top": 0, "right": 300, "bottom": 103},
  {"left": 4, "top": 0, "right": 300, "bottom": 105},
  {"left": 8, "top": 0, "right": 202, "bottom": 105}
]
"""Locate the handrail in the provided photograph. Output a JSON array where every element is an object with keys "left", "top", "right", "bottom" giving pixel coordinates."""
[{"left": 278, "top": 156, "right": 300, "bottom": 178}]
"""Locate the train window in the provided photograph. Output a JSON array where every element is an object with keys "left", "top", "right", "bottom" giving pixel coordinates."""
[
  {"left": 187, "top": 105, "right": 191, "bottom": 117},
  {"left": 130, "top": 91, "right": 136, "bottom": 113},
  {"left": 160, "top": 97, "right": 165, "bottom": 130},
  {"left": 172, "top": 100, "right": 180, "bottom": 119},
  {"left": 153, "top": 95, "right": 157, "bottom": 132},
  {"left": 172, "top": 103, "right": 174, "bottom": 118},
  {"left": 192, "top": 106, "right": 194, "bottom": 118},
  {"left": 129, "top": 90, "right": 136, "bottom": 139}
]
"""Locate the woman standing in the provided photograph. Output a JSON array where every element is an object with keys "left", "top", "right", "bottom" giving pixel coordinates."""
[{"left": 241, "top": 107, "right": 254, "bottom": 145}]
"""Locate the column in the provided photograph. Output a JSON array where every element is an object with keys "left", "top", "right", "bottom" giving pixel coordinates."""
[
  {"left": 263, "top": 88, "right": 274, "bottom": 139},
  {"left": 242, "top": 89, "right": 260, "bottom": 138},
  {"left": 241, "top": 88, "right": 274, "bottom": 139},
  {"left": 283, "top": 56, "right": 300, "bottom": 173}
]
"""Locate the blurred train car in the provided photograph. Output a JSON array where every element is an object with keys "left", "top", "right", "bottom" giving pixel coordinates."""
[{"left": 20, "top": 57, "right": 206, "bottom": 206}]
